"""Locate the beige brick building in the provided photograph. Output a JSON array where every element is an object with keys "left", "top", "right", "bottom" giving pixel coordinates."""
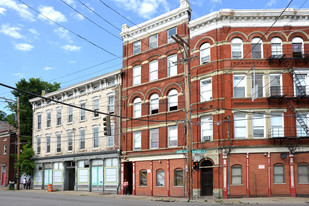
[{"left": 30, "top": 69, "right": 121, "bottom": 193}]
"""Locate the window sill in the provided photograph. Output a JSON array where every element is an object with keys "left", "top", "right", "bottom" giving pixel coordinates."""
[
  {"left": 46, "top": 127, "right": 51, "bottom": 130},
  {"left": 139, "top": 186, "right": 148, "bottom": 187},
  {"left": 231, "top": 184, "right": 243, "bottom": 186},
  {"left": 273, "top": 183, "right": 286, "bottom": 185},
  {"left": 67, "top": 151, "right": 73, "bottom": 153},
  {"left": 173, "top": 186, "right": 184, "bottom": 187},
  {"left": 79, "top": 149, "right": 86, "bottom": 152},
  {"left": 36, "top": 129, "right": 42, "bottom": 132},
  {"left": 67, "top": 122, "right": 73, "bottom": 125},
  {"left": 56, "top": 125, "right": 62, "bottom": 128},
  {"left": 79, "top": 120, "right": 86, "bottom": 123},
  {"left": 92, "top": 116, "right": 100, "bottom": 120}
]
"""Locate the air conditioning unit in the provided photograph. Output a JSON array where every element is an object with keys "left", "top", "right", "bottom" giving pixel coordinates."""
[{"left": 203, "top": 136, "right": 211, "bottom": 141}]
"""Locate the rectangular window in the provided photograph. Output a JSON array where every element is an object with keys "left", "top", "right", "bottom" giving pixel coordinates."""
[
  {"left": 80, "top": 103, "right": 86, "bottom": 121},
  {"left": 297, "top": 113, "right": 309, "bottom": 137},
  {"left": 292, "top": 43, "right": 302, "bottom": 58},
  {"left": 46, "top": 136, "right": 50, "bottom": 153},
  {"left": 168, "top": 27, "right": 176, "bottom": 43},
  {"left": 269, "top": 74, "right": 282, "bottom": 96},
  {"left": 68, "top": 107, "right": 73, "bottom": 123},
  {"left": 200, "top": 78, "right": 212, "bottom": 101},
  {"left": 150, "top": 128, "right": 159, "bottom": 149},
  {"left": 233, "top": 75, "right": 246, "bottom": 98},
  {"left": 270, "top": 113, "right": 283, "bottom": 138},
  {"left": 149, "top": 34, "right": 158, "bottom": 49},
  {"left": 271, "top": 43, "right": 282, "bottom": 56},
  {"left": 232, "top": 44, "right": 242, "bottom": 59},
  {"left": 252, "top": 114, "right": 265, "bottom": 138},
  {"left": 251, "top": 74, "right": 263, "bottom": 98},
  {"left": 231, "top": 166, "right": 242, "bottom": 185},
  {"left": 234, "top": 114, "right": 247, "bottom": 139},
  {"left": 107, "top": 123, "right": 115, "bottom": 147},
  {"left": 93, "top": 127, "right": 99, "bottom": 148},
  {"left": 3, "top": 145, "right": 7, "bottom": 155},
  {"left": 133, "top": 40, "right": 141, "bottom": 55},
  {"left": 46, "top": 112, "right": 51, "bottom": 128},
  {"left": 167, "top": 55, "right": 177, "bottom": 77},
  {"left": 133, "top": 65, "right": 141, "bottom": 86},
  {"left": 201, "top": 116, "right": 213, "bottom": 141},
  {"left": 80, "top": 129, "right": 85, "bottom": 149},
  {"left": 149, "top": 60, "right": 158, "bottom": 81},
  {"left": 57, "top": 110, "right": 61, "bottom": 125},
  {"left": 37, "top": 137, "right": 41, "bottom": 155},
  {"left": 174, "top": 169, "right": 183, "bottom": 186},
  {"left": 251, "top": 43, "right": 262, "bottom": 58},
  {"left": 133, "top": 131, "right": 141, "bottom": 150},
  {"left": 294, "top": 74, "right": 307, "bottom": 96},
  {"left": 93, "top": 99, "right": 99, "bottom": 117},
  {"left": 108, "top": 96, "right": 115, "bottom": 113},
  {"left": 168, "top": 125, "right": 178, "bottom": 147},
  {"left": 37, "top": 114, "right": 41, "bottom": 129},
  {"left": 68, "top": 132, "right": 73, "bottom": 151},
  {"left": 56, "top": 134, "right": 61, "bottom": 153},
  {"left": 140, "top": 170, "right": 147, "bottom": 186},
  {"left": 298, "top": 164, "right": 309, "bottom": 183},
  {"left": 274, "top": 164, "right": 284, "bottom": 183}
]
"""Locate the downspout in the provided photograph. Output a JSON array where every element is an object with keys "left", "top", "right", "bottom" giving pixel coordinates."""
[{"left": 226, "top": 115, "right": 231, "bottom": 196}]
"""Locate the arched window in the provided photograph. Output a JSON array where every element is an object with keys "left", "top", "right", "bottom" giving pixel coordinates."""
[
  {"left": 292, "top": 37, "right": 304, "bottom": 58},
  {"left": 139, "top": 170, "right": 147, "bottom": 186},
  {"left": 150, "top": 94, "right": 159, "bottom": 114},
  {"left": 298, "top": 163, "right": 309, "bottom": 183},
  {"left": 133, "top": 98, "right": 141, "bottom": 117},
  {"left": 156, "top": 169, "right": 165, "bottom": 186},
  {"left": 168, "top": 89, "right": 178, "bottom": 111},
  {"left": 231, "top": 165, "right": 242, "bottom": 185},
  {"left": 274, "top": 163, "right": 284, "bottom": 183},
  {"left": 174, "top": 168, "right": 183, "bottom": 186},
  {"left": 271, "top": 37, "right": 282, "bottom": 57},
  {"left": 231, "top": 38, "right": 243, "bottom": 59},
  {"left": 200, "top": 43, "right": 210, "bottom": 64},
  {"left": 251, "top": 37, "right": 262, "bottom": 58}
]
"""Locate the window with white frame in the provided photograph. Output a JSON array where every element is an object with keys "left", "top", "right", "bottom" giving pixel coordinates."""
[
  {"left": 168, "top": 125, "right": 178, "bottom": 147},
  {"left": 231, "top": 38, "right": 243, "bottom": 59},
  {"left": 251, "top": 74, "right": 263, "bottom": 98},
  {"left": 37, "top": 137, "right": 41, "bottom": 154},
  {"left": 56, "top": 134, "right": 61, "bottom": 153},
  {"left": 168, "top": 89, "right": 178, "bottom": 111},
  {"left": 149, "top": 60, "right": 158, "bottom": 81},
  {"left": 167, "top": 54, "right": 177, "bottom": 77},
  {"left": 133, "top": 131, "right": 141, "bottom": 150},
  {"left": 234, "top": 114, "right": 247, "bottom": 139},
  {"left": 252, "top": 113, "right": 265, "bottom": 138},
  {"left": 271, "top": 37, "right": 283, "bottom": 57},
  {"left": 156, "top": 169, "right": 165, "bottom": 186},
  {"left": 150, "top": 128, "right": 159, "bottom": 149},
  {"left": 168, "top": 27, "right": 176, "bottom": 43},
  {"left": 274, "top": 164, "right": 284, "bottom": 183},
  {"left": 233, "top": 75, "right": 246, "bottom": 98},
  {"left": 3, "top": 145, "right": 7, "bottom": 155},
  {"left": 149, "top": 34, "right": 158, "bottom": 49},
  {"left": 80, "top": 103, "right": 86, "bottom": 121},
  {"left": 201, "top": 116, "right": 213, "bottom": 141},
  {"left": 108, "top": 122, "right": 115, "bottom": 147},
  {"left": 68, "top": 131, "right": 73, "bottom": 151},
  {"left": 93, "top": 98, "right": 99, "bottom": 117},
  {"left": 251, "top": 37, "right": 262, "bottom": 58},
  {"left": 298, "top": 163, "right": 309, "bottom": 184},
  {"left": 297, "top": 113, "right": 309, "bottom": 137},
  {"left": 56, "top": 109, "right": 62, "bottom": 125},
  {"left": 200, "top": 43, "right": 210, "bottom": 64},
  {"left": 231, "top": 165, "right": 242, "bottom": 185},
  {"left": 133, "top": 40, "right": 141, "bottom": 55},
  {"left": 133, "top": 65, "right": 141, "bottom": 86},
  {"left": 269, "top": 74, "right": 282, "bottom": 96},
  {"left": 150, "top": 94, "right": 159, "bottom": 114},
  {"left": 80, "top": 129, "right": 85, "bottom": 149},
  {"left": 133, "top": 98, "right": 141, "bottom": 117},
  {"left": 68, "top": 107, "right": 73, "bottom": 123},
  {"left": 270, "top": 113, "right": 284, "bottom": 138},
  {"left": 37, "top": 114, "right": 41, "bottom": 129},
  {"left": 200, "top": 78, "right": 212, "bottom": 101},
  {"left": 292, "top": 37, "right": 304, "bottom": 58},
  {"left": 46, "top": 111, "right": 51, "bottom": 128},
  {"left": 93, "top": 127, "right": 99, "bottom": 148},
  {"left": 140, "top": 170, "right": 147, "bottom": 186},
  {"left": 108, "top": 95, "right": 115, "bottom": 113},
  {"left": 46, "top": 135, "right": 51, "bottom": 153},
  {"left": 294, "top": 74, "right": 308, "bottom": 96}
]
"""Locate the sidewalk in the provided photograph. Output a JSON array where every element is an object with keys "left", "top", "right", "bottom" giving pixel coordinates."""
[{"left": 1, "top": 186, "right": 309, "bottom": 204}]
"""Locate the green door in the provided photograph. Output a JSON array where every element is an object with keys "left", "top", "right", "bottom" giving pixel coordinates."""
[
  {"left": 91, "top": 167, "right": 103, "bottom": 191},
  {"left": 44, "top": 169, "right": 52, "bottom": 185}
]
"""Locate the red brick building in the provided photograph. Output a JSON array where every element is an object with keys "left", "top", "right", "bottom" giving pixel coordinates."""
[{"left": 120, "top": 1, "right": 309, "bottom": 198}]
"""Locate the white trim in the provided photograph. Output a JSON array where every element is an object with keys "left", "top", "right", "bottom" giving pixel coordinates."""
[
  {"left": 126, "top": 154, "right": 185, "bottom": 162},
  {"left": 230, "top": 147, "right": 309, "bottom": 154}
]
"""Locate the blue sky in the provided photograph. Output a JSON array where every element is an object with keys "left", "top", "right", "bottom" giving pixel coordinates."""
[{"left": 0, "top": 0, "right": 308, "bottom": 114}]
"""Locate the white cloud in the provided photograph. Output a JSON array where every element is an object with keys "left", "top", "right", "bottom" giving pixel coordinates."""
[
  {"left": 63, "top": 0, "right": 75, "bottom": 5},
  {"left": 0, "top": 7, "right": 6, "bottom": 15},
  {"left": 266, "top": 0, "right": 276, "bottom": 7},
  {"left": 54, "top": 27, "right": 72, "bottom": 43},
  {"left": 12, "top": 72, "right": 24, "bottom": 78},
  {"left": 29, "top": 28, "right": 39, "bottom": 35},
  {"left": 0, "top": 23, "right": 24, "bottom": 39},
  {"left": 15, "top": 43, "right": 33, "bottom": 51},
  {"left": 211, "top": 0, "right": 222, "bottom": 3},
  {"left": 69, "top": 60, "right": 77, "bottom": 64},
  {"left": 62, "top": 44, "right": 81, "bottom": 51},
  {"left": 38, "top": 6, "right": 67, "bottom": 23},
  {"left": 72, "top": 13, "right": 84, "bottom": 21},
  {"left": 111, "top": 0, "right": 169, "bottom": 19},
  {"left": 0, "top": 0, "right": 35, "bottom": 21},
  {"left": 44, "top": 66, "right": 54, "bottom": 71}
]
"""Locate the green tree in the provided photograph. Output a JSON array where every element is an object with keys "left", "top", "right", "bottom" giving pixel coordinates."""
[
  {"left": 14, "top": 144, "right": 36, "bottom": 176},
  {"left": 0, "top": 110, "right": 6, "bottom": 120},
  {"left": 9, "top": 78, "right": 60, "bottom": 143}
]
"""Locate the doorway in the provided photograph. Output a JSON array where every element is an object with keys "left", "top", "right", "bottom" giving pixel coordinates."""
[
  {"left": 1, "top": 172, "right": 5, "bottom": 186},
  {"left": 123, "top": 162, "right": 132, "bottom": 195},
  {"left": 200, "top": 160, "right": 213, "bottom": 196},
  {"left": 64, "top": 161, "right": 75, "bottom": 190}
]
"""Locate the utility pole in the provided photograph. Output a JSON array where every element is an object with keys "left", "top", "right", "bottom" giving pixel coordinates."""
[
  {"left": 172, "top": 34, "right": 195, "bottom": 200},
  {"left": 17, "top": 96, "right": 20, "bottom": 190}
]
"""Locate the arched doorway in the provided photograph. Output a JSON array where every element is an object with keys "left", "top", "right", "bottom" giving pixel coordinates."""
[{"left": 200, "top": 159, "right": 213, "bottom": 196}]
